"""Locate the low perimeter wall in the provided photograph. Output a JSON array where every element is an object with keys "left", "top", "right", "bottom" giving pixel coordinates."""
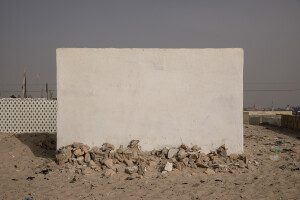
[
  {"left": 247, "top": 111, "right": 292, "bottom": 116},
  {"left": 0, "top": 98, "right": 57, "bottom": 133},
  {"left": 281, "top": 115, "right": 300, "bottom": 130}
]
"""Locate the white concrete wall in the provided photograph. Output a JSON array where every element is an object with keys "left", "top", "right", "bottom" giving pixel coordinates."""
[{"left": 56, "top": 48, "right": 243, "bottom": 154}]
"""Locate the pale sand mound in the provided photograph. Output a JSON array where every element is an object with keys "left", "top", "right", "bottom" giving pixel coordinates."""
[{"left": 0, "top": 125, "right": 299, "bottom": 200}]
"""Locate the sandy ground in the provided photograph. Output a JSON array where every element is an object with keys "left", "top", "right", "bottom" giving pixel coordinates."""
[{"left": 0, "top": 125, "right": 299, "bottom": 200}]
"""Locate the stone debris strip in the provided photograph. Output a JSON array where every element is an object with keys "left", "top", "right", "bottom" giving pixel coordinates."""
[{"left": 56, "top": 140, "right": 249, "bottom": 177}]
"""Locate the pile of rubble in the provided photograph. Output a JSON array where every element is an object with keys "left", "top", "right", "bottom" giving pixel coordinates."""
[{"left": 56, "top": 140, "right": 250, "bottom": 176}]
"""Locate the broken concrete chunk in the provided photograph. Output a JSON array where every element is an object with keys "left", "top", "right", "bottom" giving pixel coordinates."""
[
  {"left": 237, "top": 160, "right": 246, "bottom": 168},
  {"left": 178, "top": 149, "right": 188, "bottom": 160},
  {"left": 124, "top": 159, "right": 134, "bottom": 167},
  {"left": 103, "top": 158, "right": 114, "bottom": 169},
  {"left": 238, "top": 154, "right": 247, "bottom": 162},
  {"left": 182, "top": 158, "right": 189, "bottom": 166},
  {"left": 128, "top": 140, "right": 140, "bottom": 148},
  {"left": 72, "top": 142, "right": 84, "bottom": 148},
  {"left": 56, "top": 153, "right": 68, "bottom": 165},
  {"left": 211, "top": 156, "right": 219, "bottom": 163},
  {"left": 115, "top": 153, "right": 124, "bottom": 162},
  {"left": 73, "top": 149, "right": 84, "bottom": 157},
  {"left": 77, "top": 156, "right": 85, "bottom": 165},
  {"left": 161, "top": 148, "right": 169, "bottom": 157},
  {"left": 199, "top": 154, "right": 210, "bottom": 162},
  {"left": 84, "top": 153, "right": 91, "bottom": 163},
  {"left": 196, "top": 158, "right": 209, "bottom": 168},
  {"left": 81, "top": 167, "right": 92, "bottom": 175},
  {"left": 168, "top": 148, "right": 179, "bottom": 158},
  {"left": 180, "top": 144, "right": 190, "bottom": 151},
  {"left": 102, "top": 143, "right": 115, "bottom": 152},
  {"left": 125, "top": 166, "right": 138, "bottom": 174},
  {"left": 117, "top": 145, "right": 124, "bottom": 154},
  {"left": 191, "top": 145, "right": 201, "bottom": 152},
  {"left": 88, "top": 160, "right": 96, "bottom": 169},
  {"left": 204, "top": 168, "right": 215, "bottom": 175},
  {"left": 188, "top": 152, "right": 199, "bottom": 159},
  {"left": 138, "top": 164, "right": 147, "bottom": 175},
  {"left": 164, "top": 162, "right": 173, "bottom": 172},
  {"left": 216, "top": 145, "right": 227, "bottom": 157},
  {"left": 132, "top": 148, "right": 139, "bottom": 159},
  {"left": 103, "top": 169, "right": 116, "bottom": 177},
  {"left": 123, "top": 148, "right": 133, "bottom": 155},
  {"left": 174, "top": 162, "right": 184, "bottom": 170},
  {"left": 82, "top": 145, "right": 90, "bottom": 153},
  {"left": 229, "top": 153, "right": 239, "bottom": 160},
  {"left": 90, "top": 146, "right": 100, "bottom": 153}
]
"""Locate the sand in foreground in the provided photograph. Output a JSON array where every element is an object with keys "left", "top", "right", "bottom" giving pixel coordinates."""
[{"left": 0, "top": 125, "right": 299, "bottom": 200}]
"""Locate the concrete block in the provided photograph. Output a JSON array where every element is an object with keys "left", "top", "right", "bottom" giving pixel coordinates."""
[
  {"left": 56, "top": 48, "right": 243, "bottom": 154},
  {"left": 243, "top": 112, "right": 249, "bottom": 124}
]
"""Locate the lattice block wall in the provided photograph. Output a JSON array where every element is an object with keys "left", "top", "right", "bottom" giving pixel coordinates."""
[{"left": 0, "top": 98, "right": 57, "bottom": 133}]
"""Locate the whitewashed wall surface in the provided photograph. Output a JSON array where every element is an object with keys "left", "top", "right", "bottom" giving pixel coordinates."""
[
  {"left": 57, "top": 48, "right": 243, "bottom": 154},
  {"left": 0, "top": 98, "right": 57, "bottom": 133}
]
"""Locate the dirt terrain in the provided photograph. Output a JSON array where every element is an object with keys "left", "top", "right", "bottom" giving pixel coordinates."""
[{"left": 0, "top": 125, "right": 299, "bottom": 200}]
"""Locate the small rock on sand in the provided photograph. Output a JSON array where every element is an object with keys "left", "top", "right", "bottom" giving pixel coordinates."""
[
  {"left": 103, "top": 169, "right": 116, "bottom": 177},
  {"left": 164, "top": 162, "right": 173, "bottom": 172},
  {"left": 125, "top": 166, "right": 138, "bottom": 174},
  {"left": 204, "top": 168, "right": 215, "bottom": 175}
]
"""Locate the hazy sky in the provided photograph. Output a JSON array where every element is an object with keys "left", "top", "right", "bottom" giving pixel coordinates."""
[{"left": 0, "top": 0, "right": 299, "bottom": 107}]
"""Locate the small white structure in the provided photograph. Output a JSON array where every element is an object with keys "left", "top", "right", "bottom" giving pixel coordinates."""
[{"left": 56, "top": 48, "right": 243, "bottom": 154}]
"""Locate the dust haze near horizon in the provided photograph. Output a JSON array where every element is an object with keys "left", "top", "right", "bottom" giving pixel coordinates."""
[{"left": 0, "top": 0, "right": 299, "bottom": 107}]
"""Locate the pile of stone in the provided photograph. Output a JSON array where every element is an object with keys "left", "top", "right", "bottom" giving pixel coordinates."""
[
  {"left": 152, "top": 144, "right": 249, "bottom": 174},
  {"left": 56, "top": 141, "right": 250, "bottom": 176}
]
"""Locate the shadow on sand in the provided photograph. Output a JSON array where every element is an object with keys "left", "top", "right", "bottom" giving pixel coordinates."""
[
  {"left": 15, "top": 132, "right": 57, "bottom": 159},
  {"left": 260, "top": 124, "right": 300, "bottom": 139}
]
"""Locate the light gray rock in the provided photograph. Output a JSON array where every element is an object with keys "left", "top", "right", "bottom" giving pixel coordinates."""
[
  {"left": 164, "top": 162, "right": 173, "bottom": 172},
  {"left": 168, "top": 148, "right": 179, "bottom": 158},
  {"left": 77, "top": 156, "right": 85, "bottom": 165},
  {"left": 125, "top": 166, "right": 138, "bottom": 174}
]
